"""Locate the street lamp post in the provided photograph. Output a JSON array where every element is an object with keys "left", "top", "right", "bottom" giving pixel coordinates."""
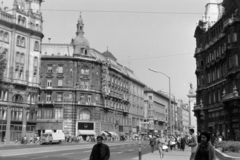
[{"left": 149, "top": 68, "right": 172, "bottom": 135}]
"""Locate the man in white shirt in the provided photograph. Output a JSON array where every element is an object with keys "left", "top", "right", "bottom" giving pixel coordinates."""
[{"left": 187, "top": 129, "right": 198, "bottom": 160}]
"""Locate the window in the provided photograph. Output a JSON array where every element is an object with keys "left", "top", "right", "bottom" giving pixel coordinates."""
[
  {"left": 47, "top": 79, "right": 52, "bottom": 87},
  {"left": 54, "top": 108, "right": 63, "bottom": 119},
  {"left": 57, "top": 93, "right": 63, "bottom": 102},
  {"left": 34, "top": 41, "right": 39, "bottom": 51},
  {"left": 20, "top": 53, "right": 24, "bottom": 63},
  {"left": 0, "top": 107, "right": 7, "bottom": 120},
  {"left": 37, "top": 108, "right": 42, "bottom": 119},
  {"left": 21, "top": 37, "right": 25, "bottom": 47},
  {"left": 16, "top": 52, "right": 20, "bottom": 62},
  {"left": 234, "top": 54, "right": 238, "bottom": 67},
  {"left": 34, "top": 57, "right": 38, "bottom": 67},
  {"left": 79, "top": 109, "right": 90, "bottom": 121},
  {"left": 17, "top": 36, "right": 21, "bottom": 45},
  {"left": 11, "top": 107, "right": 23, "bottom": 121},
  {"left": 233, "top": 33, "right": 237, "bottom": 42},
  {"left": 57, "top": 66, "right": 63, "bottom": 73},
  {"left": 47, "top": 66, "right": 52, "bottom": 73},
  {"left": 229, "top": 56, "right": 232, "bottom": 68},
  {"left": 12, "top": 95, "right": 23, "bottom": 103},
  {"left": 88, "top": 95, "right": 91, "bottom": 103},
  {"left": 43, "top": 108, "right": 53, "bottom": 119},
  {"left": 4, "top": 32, "right": 9, "bottom": 42},
  {"left": 228, "top": 34, "right": 231, "bottom": 43},
  {"left": 46, "top": 93, "right": 52, "bottom": 102},
  {"left": 57, "top": 79, "right": 63, "bottom": 86},
  {"left": 80, "top": 68, "right": 89, "bottom": 75}
]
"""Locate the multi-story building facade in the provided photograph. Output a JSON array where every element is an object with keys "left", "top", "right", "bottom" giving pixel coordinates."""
[
  {"left": 126, "top": 69, "right": 145, "bottom": 137},
  {"left": 144, "top": 88, "right": 168, "bottom": 135},
  {"left": 39, "top": 15, "right": 132, "bottom": 138},
  {"left": 0, "top": 0, "right": 43, "bottom": 143},
  {"left": 177, "top": 100, "right": 183, "bottom": 133},
  {"left": 194, "top": 0, "right": 240, "bottom": 140}
]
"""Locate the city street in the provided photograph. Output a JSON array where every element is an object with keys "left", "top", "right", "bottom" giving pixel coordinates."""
[{"left": 0, "top": 141, "right": 153, "bottom": 160}]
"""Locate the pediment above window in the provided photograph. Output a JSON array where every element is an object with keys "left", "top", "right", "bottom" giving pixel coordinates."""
[{"left": 46, "top": 74, "right": 54, "bottom": 78}]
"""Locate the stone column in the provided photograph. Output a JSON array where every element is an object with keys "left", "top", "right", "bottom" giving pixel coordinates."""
[
  {"left": 5, "top": 106, "right": 11, "bottom": 143},
  {"left": 22, "top": 107, "right": 27, "bottom": 137}
]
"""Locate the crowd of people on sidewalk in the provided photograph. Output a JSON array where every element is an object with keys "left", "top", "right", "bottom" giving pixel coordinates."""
[{"left": 148, "top": 128, "right": 224, "bottom": 160}]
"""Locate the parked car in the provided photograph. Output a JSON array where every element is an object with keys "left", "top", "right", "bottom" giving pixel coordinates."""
[{"left": 40, "top": 132, "right": 65, "bottom": 145}]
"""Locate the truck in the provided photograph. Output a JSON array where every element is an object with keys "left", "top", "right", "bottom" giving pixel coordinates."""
[{"left": 40, "top": 132, "right": 65, "bottom": 145}]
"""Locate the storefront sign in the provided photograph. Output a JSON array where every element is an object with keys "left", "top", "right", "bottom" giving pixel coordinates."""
[{"left": 78, "top": 122, "right": 94, "bottom": 130}]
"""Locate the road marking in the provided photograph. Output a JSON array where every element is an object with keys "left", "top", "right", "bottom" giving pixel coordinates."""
[
  {"left": 83, "top": 150, "right": 91, "bottom": 153},
  {"left": 62, "top": 152, "right": 75, "bottom": 156},
  {"left": 30, "top": 156, "right": 48, "bottom": 159}
]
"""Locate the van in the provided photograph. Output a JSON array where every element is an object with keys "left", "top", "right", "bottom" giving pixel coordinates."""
[{"left": 40, "top": 132, "right": 65, "bottom": 145}]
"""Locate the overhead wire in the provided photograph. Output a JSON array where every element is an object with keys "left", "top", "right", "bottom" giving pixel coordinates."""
[{"left": 119, "top": 53, "right": 193, "bottom": 62}]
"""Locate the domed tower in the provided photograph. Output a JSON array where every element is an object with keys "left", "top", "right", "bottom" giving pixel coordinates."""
[{"left": 73, "top": 14, "right": 90, "bottom": 57}]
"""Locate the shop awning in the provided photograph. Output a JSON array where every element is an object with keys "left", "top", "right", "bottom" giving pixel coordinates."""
[
  {"left": 104, "top": 131, "right": 112, "bottom": 136},
  {"left": 109, "top": 132, "right": 119, "bottom": 137},
  {"left": 78, "top": 130, "right": 96, "bottom": 135},
  {"left": 101, "top": 131, "right": 108, "bottom": 136}
]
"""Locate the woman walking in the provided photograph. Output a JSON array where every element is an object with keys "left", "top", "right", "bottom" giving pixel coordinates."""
[
  {"left": 157, "top": 137, "right": 164, "bottom": 160},
  {"left": 194, "top": 132, "right": 216, "bottom": 160}
]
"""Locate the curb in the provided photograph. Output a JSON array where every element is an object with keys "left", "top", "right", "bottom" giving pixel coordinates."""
[{"left": 215, "top": 148, "right": 240, "bottom": 160}]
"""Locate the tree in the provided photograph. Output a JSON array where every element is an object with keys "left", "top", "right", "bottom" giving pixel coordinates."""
[{"left": 0, "top": 54, "right": 6, "bottom": 80}]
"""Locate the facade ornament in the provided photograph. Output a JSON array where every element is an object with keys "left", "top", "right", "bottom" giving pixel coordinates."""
[
  {"left": 222, "top": 89, "right": 226, "bottom": 98},
  {"left": 200, "top": 99, "right": 203, "bottom": 108},
  {"left": 233, "top": 85, "right": 239, "bottom": 97}
]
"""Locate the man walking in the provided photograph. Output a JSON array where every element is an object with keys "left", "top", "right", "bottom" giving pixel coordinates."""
[
  {"left": 187, "top": 129, "right": 198, "bottom": 160},
  {"left": 149, "top": 136, "right": 156, "bottom": 153},
  {"left": 90, "top": 136, "right": 110, "bottom": 160}
]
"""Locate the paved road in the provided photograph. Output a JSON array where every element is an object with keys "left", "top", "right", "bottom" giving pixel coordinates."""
[{"left": 0, "top": 141, "right": 152, "bottom": 160}]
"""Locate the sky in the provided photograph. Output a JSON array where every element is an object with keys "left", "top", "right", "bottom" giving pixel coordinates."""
[{"left": 5, "top": 0, "right": 222, "bottom": 102}]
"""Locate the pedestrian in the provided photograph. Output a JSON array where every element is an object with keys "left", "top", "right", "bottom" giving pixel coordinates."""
[
  {"left": 89, "top": 136, "right": 110, "bottom": 160},
  {"left": 197, "top": 130, "right": 201, "bottom": 143},
  {"left": 180, "top": 135, "right": 186, "bottom": 151},
  {"left": 30, "top": 136, "right": 33, "bottom": 144},
  {"left": 157, "top": 136, "right": 164, "bottom": 160},
  {"left": 187, "top": 129, "right": 198, "bottom": 160},
  {"left": 24, "top": 135, "right": 27, "bottom": 144},
  {"left": 149, "top": 136, "right": 156, "bottom": 153},
  {"left": 194, "top": 132, "right": 216, "bottom": 160}
]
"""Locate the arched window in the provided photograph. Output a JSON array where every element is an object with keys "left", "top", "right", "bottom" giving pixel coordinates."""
[
  {"left": 34, "top": 41, "right": 39, "bottom": 51},
  {"left": 21, "top": 37, "right": 25, "bottom": 47},
  {"left": 22, "top": 17, "right": 26, "bottom": 26},
  {"left": 16, "top": 52, "right": 20, "bottom": 62},
  {"left": 20, "top": 53, "right": 24, "bottom": 63},
  {"left": 4, "top": 32, "right": 9, "bottom": 42},
  {"left": 17, "top": 36, "right": 21, "bottom": 45},
  {"left": 18, "top": 15, "right": 22, "bottom": 25},
  {"left": 0, "top": 31, "right": 3, "bottom": 41},
  {"left": 12, "top": 94, "right": 23, "bottom": 103},
  {"left": 79, "top": 109, "right": 90, "bottom": 121}
]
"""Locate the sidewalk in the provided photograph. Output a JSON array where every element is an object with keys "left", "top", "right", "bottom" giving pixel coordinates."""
[
  {"left": 133, "top": 148, "right": 191, "bottom": 160},
  {"left": 132, "top": 148, "right": 221, "bottom": 160}
]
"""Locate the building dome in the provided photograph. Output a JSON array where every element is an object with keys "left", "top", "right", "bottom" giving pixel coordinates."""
[{"left": 73, "top": 34, "right": 89, "bottom": 47}]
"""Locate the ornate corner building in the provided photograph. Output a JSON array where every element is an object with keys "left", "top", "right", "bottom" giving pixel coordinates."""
[
  {"left": 38, "top": 14, "right": 145, "bottom": 138},
  {"left": 0, "top": 0, "right": 44, "bottom": 143},
  {"left": 194, "top": 0, "right": 240, "bottom": 140}
]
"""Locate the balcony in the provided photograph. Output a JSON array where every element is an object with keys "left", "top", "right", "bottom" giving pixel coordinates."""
[
  {"left": 223, "top": 18, "right": 240, "bottom": 28},
  {"left": 222, "top": 86, "right": 240, "bottom": 104},
  {"left": 0, "top": 11, "right": 13, "bottom": 23}
]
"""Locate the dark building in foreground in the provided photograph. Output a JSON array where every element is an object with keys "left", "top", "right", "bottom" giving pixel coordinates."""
[{"left": 194, "top": 0, "right": 240, "bottom": 140}]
